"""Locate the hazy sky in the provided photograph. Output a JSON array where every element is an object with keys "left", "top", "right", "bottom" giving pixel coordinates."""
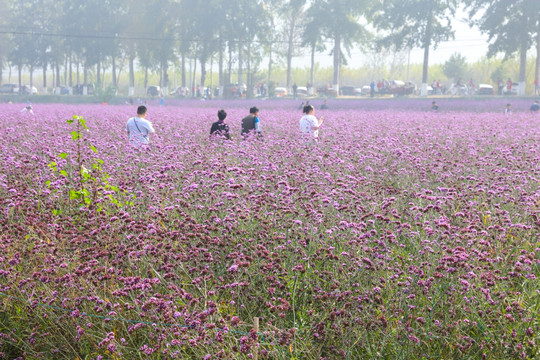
[{"left": 293, "top": 9, "right": 490, "bottom": 68}]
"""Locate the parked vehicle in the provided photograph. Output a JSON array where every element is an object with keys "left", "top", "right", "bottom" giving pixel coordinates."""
[
  {"left": 386, "top": 81, "right": 415, "bottom": 97},
  {"left": 170, "top": 86, "right": 190, "bottom": 97},
  {"left": 22, "top": 85, "right": 39, "bottom": 95},
  {"left": 360, "top": 85, "right": 371, "bottom": 96},
  {"left": 147, "top": 86, "right": 162, "bottom": 97},
  {"left": 73, "top": 84, "right": 95, "bottom": 95},
  {"left": 58, "top": 85, "right": 72, "bottom": 95},
  {"left": 476, "top": 84, "right": 494, "bottom": 95},
  {"left": 317, "top": 85, "right": 338, "bottom": 97},
  {"left": 449, "top": 83, "right": 468, "bottom": 96},
  {"left": 296, "top": 86, "right": 308, "bottom": 97},
  {"left": 274, "top": 87, "right": 288, "bottom": 97},
  {"left": 0, "top": 83, "right": 19, "bottom": 94},
  {"left": 503, "top": 82, "right": 518, "bottom": 96},
  {"left": 340, "top": 86, "right": 362, "bottom": 96}
]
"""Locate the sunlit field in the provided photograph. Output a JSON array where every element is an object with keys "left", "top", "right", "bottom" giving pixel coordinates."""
[{"left": 0, "top": 101, "right": 539, "bottom": 359}]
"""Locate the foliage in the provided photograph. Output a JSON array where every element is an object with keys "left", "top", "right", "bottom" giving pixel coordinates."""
[
  {"left": 443, "top": 53, "right": 468, "bottom": 81},
  {"left": 370, "top": 0, "right": 459, "bottom": 86},
  {"left": 46, "top": 115, "right": 134, "bottom": 214}
]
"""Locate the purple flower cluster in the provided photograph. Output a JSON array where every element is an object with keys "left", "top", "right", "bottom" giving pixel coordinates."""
[{"left": 0, "top": 102, "right": 538, "bottom": 359}]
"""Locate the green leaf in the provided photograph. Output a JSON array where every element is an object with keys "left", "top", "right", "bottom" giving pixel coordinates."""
[
  {"left": 59, "top": 152, "right": 68, "bottom": 159},
  {"left": 59, "top": 170, "right": 68, "bottom": 177},
  {"left": 67, "top": 119, "right": 74, "bottom": 124},
  {"left": 48, "top": 162, "right": 57, "bottom": 171},
  {"left": 89, "top": 144, "right": 98, "bottom": 154},
  {"left": 71, "top": 131, "right": 80, "bottom": 141},
  {"left": 69, "top": 190, "right": 81, "bottom": 200}
]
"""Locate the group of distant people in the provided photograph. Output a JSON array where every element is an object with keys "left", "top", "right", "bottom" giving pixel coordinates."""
[
  {"left": 208, "top": 105, "right": 323, "bottom": 142},
  {"left": 126, "top": 104, "right": 325, "bottom": 146},
  {"left": 208, "top": 106, "right": 262, "bottom": 141},
  {"left": 127, "top": 99, "right": 539, "bottom": 146},
  {"left": 431, "top": 100, "right": 540, "bottom": 114}
]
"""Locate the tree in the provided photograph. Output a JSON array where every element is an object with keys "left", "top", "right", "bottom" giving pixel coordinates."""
[
  {"left": 465, "top": 0, "right": 540, "bottom": 95},
  {"left": 302, "top": 16, "right": 326, "bottom": 88},
  {"left": 274, "top": 0, "right": 307, "bottom": 91},
  {"left": 371, "top": 0, "right": 459, "bottom": 96},
  {"left": 443, "top": 53, "right": 468, "bottom": 82},
  {"left": 0, "top": 0, "right": 11, "bottom": 84},
  {"left": 307, "top": 0, "right": 367, "bottom": 91}
]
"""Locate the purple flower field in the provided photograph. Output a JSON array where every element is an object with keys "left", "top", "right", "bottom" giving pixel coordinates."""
[{"left": 0, "top": 102, "right": 539, "bottom": 359}]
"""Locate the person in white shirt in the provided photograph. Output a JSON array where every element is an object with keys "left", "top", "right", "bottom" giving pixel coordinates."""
[
  {"left": 20, "top": 105, "right": 34, "bottom": 116},
  {"left": 504, "top": 103, "right": 512, "bottom": 116},
  {"left": 126, "top": 105, "right": 155, "bottom": 146},
  {"left": 299, "top": 104, "right": 323, "bottom": 140}
]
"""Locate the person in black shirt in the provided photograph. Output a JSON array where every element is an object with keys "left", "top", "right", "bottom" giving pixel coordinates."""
[
  {"left": 530, "top": 100, "right": 539, "bottom": 112},
  {"left": 210, "top": 109, "right": 230, "bottom": 139},
  {"left": 241, "top": 106, "right": 261, "bottom": 138},
  {"left": 431, "top": 101, "right": 439, "bottom": 111}
]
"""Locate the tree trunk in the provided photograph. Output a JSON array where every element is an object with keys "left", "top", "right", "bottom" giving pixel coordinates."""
[
  {"left": 17, "top": 65, "right": 22, "bottom": 94},
  {"left": 200, "top": 57, "right": 207, "bottom": 90},
  {"left": 64, "top": 56, "right": 67, "bottom": 85},
  {"left": 55, "top": 62, "right": 60, "bottom": 90},
  {"left": 518, "top": 31, "right": 528, "bottom": 96},
  {"left": 159, "top": 62, "right": 163, "bottom": 87},
  {"left": 83, "top": 62, "right": 88, "bottom": 95},
  {"left": 112, "top": 54, "right": 117, "bottom": 88},
  {"left": 69, "top": 52, "right": 73, "bottom": 87},
  {"left": 286, "top": 17, "right": 296, "bottom": 91},
  {"left": 43, "top": 62, "right": 47, "bottom": 89},
  {"left": 117, "top": 59, "right": 124, "bottom": 87},
  {"left": 144, "top": 66, "right": 148, "bottom": 89},
  {"left": 421, "top": 4, "right": 433, "bottom": 96},
  {"left": 192, "top": 57, "right": 197, "bottom": 97},
  {"left": 218, "top": 36, "right": 223, "bottom": 88},
  {"left": 0, "top": 57, "right": 3, "bottom": 84},
  {"left": 247, "top": 42, "right": 252, "bottom": 98},
  {"left": 536, "top": 25, "right": 540, "bottom": 95},
  {"left": 163, "top": 60, "right": 169, "bottom": 95},
  {"left": 227, "top": 42, "right": 233, "bottom": 85},
  {"left": 333, "top": 34, "right": 341, "bottom": 93},
  {"left": 181, "top": 52, "right": 186, "bottom": 87},
  {"left": 129, "top": 56, "right": 135, "bottom": 96},
  {"left": 76, "top": 59, "right": 80, "bottom": 85},
  {"left": 268, "top": 43, "right": 273, "bottom": 91},
  {"left": 30, "top": 65, "right": 33, "bottom": 88},
  {"left": 310, "top": 42, "right": 315, "bottom": 87},
  {"left": 238, "top": 39, "right": 244, "bottom": 91}
]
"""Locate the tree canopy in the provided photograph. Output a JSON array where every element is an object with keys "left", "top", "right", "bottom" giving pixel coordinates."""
[{"left": 1, "top": 0, "right": 540, "bottom": 96}]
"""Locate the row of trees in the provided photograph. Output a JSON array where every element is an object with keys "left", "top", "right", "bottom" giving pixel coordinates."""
[{"left": 1, "top": 0, "right": 539, "bottom": 96}]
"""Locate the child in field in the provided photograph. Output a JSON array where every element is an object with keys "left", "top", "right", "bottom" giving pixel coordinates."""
[
  {"left": 210, "top": 109, "right": 231, "bottom": 139},
  {"left": 431, "top": 101, "right": 439, "bottom": 111},
  {"left": 299, "top": 104, "right": 324, "bottom": 141},
  {"left": 504, "top": 104, "right": 512, "bottom": 116}
]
